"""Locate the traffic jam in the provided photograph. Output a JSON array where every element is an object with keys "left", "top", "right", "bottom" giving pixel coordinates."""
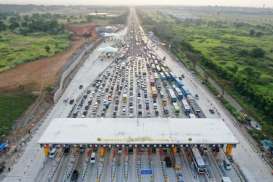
[{"left": 40, "top": 12, "right": 238, "bottom": 182}]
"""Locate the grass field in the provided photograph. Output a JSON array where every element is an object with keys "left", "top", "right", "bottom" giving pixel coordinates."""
[
  {"left": 171, "top": 22, "right": 273, "bottom": 94},
  {"left": 0, "top": 92, "right": 36, "bottom": 137},
  {"left": 0, "top": 32, "right": 70, "bottom": 72}
]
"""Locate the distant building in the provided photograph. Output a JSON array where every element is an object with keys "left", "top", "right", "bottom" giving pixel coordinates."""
[{"left": 96, "top": 26, "right": 118, "bottom": 35}]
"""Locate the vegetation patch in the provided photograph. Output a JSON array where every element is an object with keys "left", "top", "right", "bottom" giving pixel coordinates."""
[
  {"left": 0, "top": 32, "right": 69, "bottom": 72},
  {"left": 0, "top": 92, "right": 36, "bottom": 138}
]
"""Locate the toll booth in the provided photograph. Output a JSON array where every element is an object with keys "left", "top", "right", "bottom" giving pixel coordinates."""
[{"left": 38, "top": 118, "right": 238, "bottom": 157}]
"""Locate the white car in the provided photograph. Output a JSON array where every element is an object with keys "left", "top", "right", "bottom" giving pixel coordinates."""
[
  {"left": 49, "top": 148, "right": 57, "bottom": 159},
  {"left": 90, "top": 152, "right": 96, "bottom": 164}
]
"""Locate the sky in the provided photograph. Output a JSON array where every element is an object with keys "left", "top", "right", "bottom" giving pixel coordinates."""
[{"left": 0, "top": 0, "right": 272, "bottom": 8}]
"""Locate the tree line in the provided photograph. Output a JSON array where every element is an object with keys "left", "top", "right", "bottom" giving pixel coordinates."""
[{"left": 0, "top": 13, "right": 65, "bottom": 35}]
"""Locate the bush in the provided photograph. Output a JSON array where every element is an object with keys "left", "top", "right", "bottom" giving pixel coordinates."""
[{"left": 250, "top": 47, "right": 265, "bottom": 58}]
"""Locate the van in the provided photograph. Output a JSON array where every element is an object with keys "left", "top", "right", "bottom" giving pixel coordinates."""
[
  {"left": 223, "top": 159, "right": 231, "bottom": 170},
  {"left": 49, "top": 148, "right": 57, "bottom": 159},
  {"left": 90, "top": 152, "right": 96, "bottom": 164}
]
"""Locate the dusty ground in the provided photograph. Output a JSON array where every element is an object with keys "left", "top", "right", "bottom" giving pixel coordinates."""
[{"left": 0, "top": 37, "right": 85, "bottom": 91}]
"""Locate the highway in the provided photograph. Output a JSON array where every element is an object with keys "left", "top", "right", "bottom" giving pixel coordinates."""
[{"left": 3, "top": 7, "right": 272, "bottom": 182}]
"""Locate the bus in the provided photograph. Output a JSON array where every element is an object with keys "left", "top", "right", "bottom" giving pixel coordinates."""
[
  {"left": 182, "top": 98, "right": 191, "bottom": 114},
  {"left": 168, "top": 88, "right": 177, "bottom": 102},
  {"left": 169, "top": 72, "right": 177, "bottom": 81},
  {"left": 151, "top": 86, "right": 157, "bottom": 98},
  {"left": 173, "top": 85, "right": 183, "bottom": 100},
  {"left": 191, "top": 147, "right": 207, "bottom": 174},
  {"left": 174, "top": 78, "right": 183, "bottom": 89}
]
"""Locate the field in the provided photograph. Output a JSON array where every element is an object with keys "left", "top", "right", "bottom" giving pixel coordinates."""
[
  {"left": 0, "top": 32, "right": 69, "bottom": 72},
  {"left": 171, "top": 19, "right": 273, "bottom": 93},
  {"left": 0, "top": 92, "right": 36, "bottom": 137},
  {"left": 137, "top": 7, "right": 273, "bottom": 139}
]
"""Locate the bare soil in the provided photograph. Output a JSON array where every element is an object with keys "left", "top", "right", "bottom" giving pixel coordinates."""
[{"left": 0, "top": 37, "right": 85, "bottom": 91}]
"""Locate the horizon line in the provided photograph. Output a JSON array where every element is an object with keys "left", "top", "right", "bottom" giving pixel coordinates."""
[{"left": 0, "top": 3, "right": 272, "bottom": 9}]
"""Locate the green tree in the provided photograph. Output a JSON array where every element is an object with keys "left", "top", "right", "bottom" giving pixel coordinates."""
[
  {"left": 250, "top": 47, "right": 265, "bottom": 58},
  {"left": 249, "top": 29, "right": 256, "bottom": 36},
  {"left": 0, "top": 20, "right": 6, "bottom": 31},
  {"left": 45, "top": 45, "right": 50, "bottom": 54}
]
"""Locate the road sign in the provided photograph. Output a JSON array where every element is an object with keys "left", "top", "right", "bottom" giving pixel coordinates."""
[{"left": 140, "top": 168, "right": 153, "bottom": 176}]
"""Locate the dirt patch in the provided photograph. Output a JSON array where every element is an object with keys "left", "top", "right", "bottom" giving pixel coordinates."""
[{"left": 0, "top": 37, "right": 85, "bottom": 91}]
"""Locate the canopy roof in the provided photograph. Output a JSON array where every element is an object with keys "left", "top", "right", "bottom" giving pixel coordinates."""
[
  {"left": 98, "top": 46, "right": 118, "bottom": 53},
  {"left": 38, "top": 118, "right": 238, "bottom": 145}
]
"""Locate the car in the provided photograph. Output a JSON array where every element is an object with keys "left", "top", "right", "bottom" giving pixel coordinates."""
[
  {"left": 155, "top": 110, "right": 159, "bottom": 116},
  {"left": 113, "top": 112, "right": 117, "bottom": 118},
  {"left": 71, "top": 170, "right": 79, "bottom": 181},
  {"left": 49, "top": 147, "right": 57, "bottom": 159},
  {"left": 63, "top": 146, "right": 70, "bottom": 155},
  {"left": 226, "top": 155, "right": 234, "bottom": 163},
  {"left": 209, "top": 109, "right": 215, "bottom": 114},
  {"left": 145, "top": 103, "right": 149, "bottom": 110},
  {"left": 80, "top": 146, "right": 85, "bottom": 153},
  {"left": 0, "top": 162, "right": 5, "bottom": 174},
  {"left": 90, "top": 152, "right": 96, "bottom": 164},
  {"left": 146, "top": 111, "right": 151, "bottom": 117},
  {"left": 163, "top": 108, "right": 169, "bottom": 115},
  {"left": 114, "top": 106, "right": 118, "bottom": 111},
  {"left": 164, "top": 156, "right": 172, "bottom": 167},
  {"left": 223, "top": 159, "right": 232, "bottom": 170},
  {"left": 122, "top": 108, "right": 126, "bottom": 115},
  {"left": 221, "top": 177, "right": 232, "bottom": 182},
  {"left": 82, "top": 110, "right": 87, "bottom": 116},
  {"left": 69, "top": 99, "right": 74, "bottom": 105},
  {"left": 129, "top": 106, "right": 134, "bottom": 113},
  {"left": 177, "top": 173, "right": 184, "bottom": 182}
]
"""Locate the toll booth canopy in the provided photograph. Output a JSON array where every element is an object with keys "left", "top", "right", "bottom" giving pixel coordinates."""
[{"left": 38, "top": 118, "right": 238, "bottom": 147}]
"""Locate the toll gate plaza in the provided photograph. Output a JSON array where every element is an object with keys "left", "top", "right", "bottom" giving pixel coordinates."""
[{"left": 38, "top": 118, "right": 238, "bottom": 150}]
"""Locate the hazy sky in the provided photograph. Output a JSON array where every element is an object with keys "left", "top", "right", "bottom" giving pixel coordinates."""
[{"left": 0, "top": 0, "right": 272, "bottom": 8}]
